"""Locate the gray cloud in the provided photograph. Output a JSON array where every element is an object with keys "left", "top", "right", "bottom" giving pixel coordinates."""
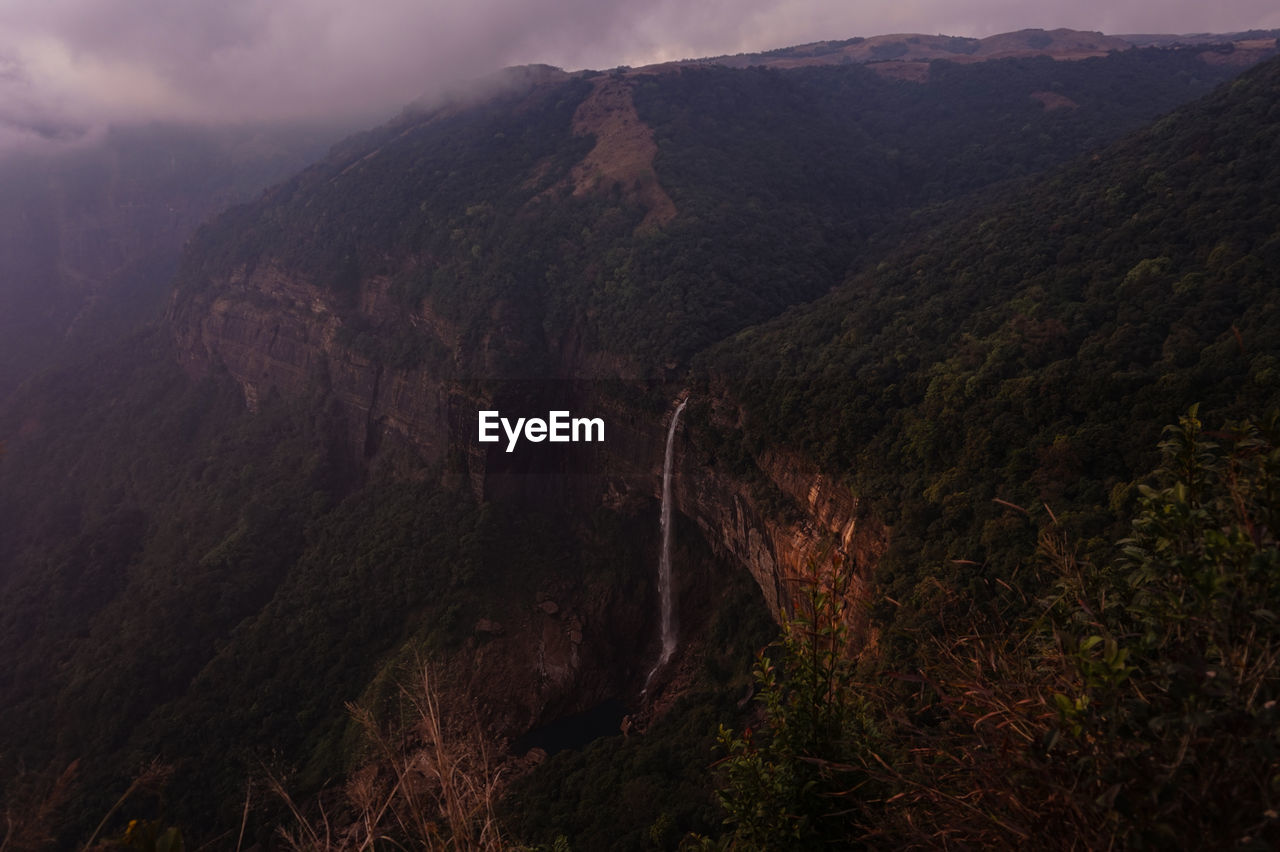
[
  {"left": 0, "top": 52, "right": 90, "bottom": 150},
  {"left": 0, "top": 0, "right": 1277, "bottom": 150}
]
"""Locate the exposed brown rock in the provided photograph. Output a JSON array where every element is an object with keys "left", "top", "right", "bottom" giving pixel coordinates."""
[
  {"left": 869, "top": 61, "right": 930, "bottom": 83},
  {"left": 1200, "top": 43, "right": 1279, "bottom": 66},
  {"left": 1031, "top": 91, "right": 1080, "bottom": 111},
  {"left": 171, "top": 262, "right": 486, "bottom": 492},
  {"left": 676, "top": 420, "right": 888, "bottom": 639}
]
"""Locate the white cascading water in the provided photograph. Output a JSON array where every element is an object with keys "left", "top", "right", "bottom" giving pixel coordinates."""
[{"left": 645, "top": 398, "right": 687, "bottom": 691}]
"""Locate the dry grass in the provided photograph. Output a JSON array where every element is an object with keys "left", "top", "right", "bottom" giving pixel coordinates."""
[
  {"left": 566, "top": 77, "right": 677, "bottom": 230},
  {"left": 273, "top": 661, "right": 505, "bottom": 851},
  {"left": 827, "top": 523, "right": 1125, "bottom": 850},
  {"left": 1, "top": 760, "right": 78, "bottom": 852}
]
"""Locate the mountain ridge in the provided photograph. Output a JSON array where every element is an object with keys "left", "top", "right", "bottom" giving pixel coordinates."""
[{"left": 633, "top": 26, "right": 1278, "bottom": 76}]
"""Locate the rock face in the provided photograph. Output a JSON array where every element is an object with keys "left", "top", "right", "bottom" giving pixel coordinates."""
[
  {"left": 460, "top": 582, "right": 651, "bottom": 737},
  {"left": 172, "top": 263, "right": 483, "bottom": 486},
  {"left": 678, "top": 440, "right": 886, "bottom": 632}
]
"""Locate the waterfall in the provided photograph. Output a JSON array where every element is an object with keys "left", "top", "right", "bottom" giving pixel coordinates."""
[{"left": 645, "top": 398, "right": 687, "bottom": 691}]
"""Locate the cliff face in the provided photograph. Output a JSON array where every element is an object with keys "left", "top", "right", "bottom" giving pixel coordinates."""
[
  {"left": 172, "top": 263, "right": 481, "bottom": 479},
  {"left": 169, "top": 262, "right": 887, "bottom": 657},
  {"left": 676, "top": 441, "right": 886, "bottom": 633}
]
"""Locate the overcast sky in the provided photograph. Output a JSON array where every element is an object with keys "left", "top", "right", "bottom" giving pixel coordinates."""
[{"left": 1, "top": 0, "right": 1278, "bottom": 150}]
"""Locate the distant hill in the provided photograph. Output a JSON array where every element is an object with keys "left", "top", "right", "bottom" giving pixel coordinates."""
[{"left": 654, "top": 26, "right": 1278, "bottom": 79}]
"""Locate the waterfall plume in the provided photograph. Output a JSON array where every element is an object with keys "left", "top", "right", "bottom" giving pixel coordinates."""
[{"left": 645, "top": 397, "right": 687, "bottom": 691}]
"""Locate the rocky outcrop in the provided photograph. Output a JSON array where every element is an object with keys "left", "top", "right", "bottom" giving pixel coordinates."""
[
  {"left": 678, "top": 443, "right": 886, "bottom": 632},
  {"left": 460, "top": 584, "right": 650, "bottom": 737},
  {"left": 171, "top": 263, "right": 487, "bottom": 489}
]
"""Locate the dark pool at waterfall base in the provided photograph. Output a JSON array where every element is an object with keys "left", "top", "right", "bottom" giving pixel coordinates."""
[{"left": 513, "top": 699, "right": 629, "bottom": 755}]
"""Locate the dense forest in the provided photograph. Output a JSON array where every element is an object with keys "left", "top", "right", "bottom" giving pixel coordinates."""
[
  {"left": 715, "top": 47, "right": 1280, "bottom": 619},
  {"left": 698, "top": 49, "right": 1280, "bottom": 851},
  {"left": 1, "top": 34, "right": 1279, "bottom": 849}
]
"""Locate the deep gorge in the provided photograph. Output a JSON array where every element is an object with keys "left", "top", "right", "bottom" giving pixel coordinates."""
[{"left": 3, "top": 35, "right": 1279, "bottom": 847}]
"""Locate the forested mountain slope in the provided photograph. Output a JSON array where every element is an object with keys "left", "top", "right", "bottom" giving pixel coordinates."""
[
  {"left": 699, "top": 53, "right": 1280, "bottom": 847},
  {"left": 174, "top": 46, "right": 1248, "bottom": 373},
  {"left": 712, "top": 50, "right": 1280, "bottom": 618},
  {"left": 1, "top": 39, "right": 1277, "bottom": 849}
]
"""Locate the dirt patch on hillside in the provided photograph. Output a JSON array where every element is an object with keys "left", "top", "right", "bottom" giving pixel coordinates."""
[
  {"left": 1030, "top": 91, "right": 1080, "bottom": 110},
  {"left": 1200, "top": 41, "right": 1279, "bottom": 66},
  {"left": 869, "top": 61, "right": 930, "bottom": 82},
  {"left": 567, "top": 77, "right": 677, "bottom": 230}
]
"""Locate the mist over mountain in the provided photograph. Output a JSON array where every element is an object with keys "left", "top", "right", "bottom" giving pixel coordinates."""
[
  {"left": 0, "top": 120, "right": 355, "bottom": 400},
  {"left": 1, "top": 25, "right": 1279, "bottom": 850}
]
